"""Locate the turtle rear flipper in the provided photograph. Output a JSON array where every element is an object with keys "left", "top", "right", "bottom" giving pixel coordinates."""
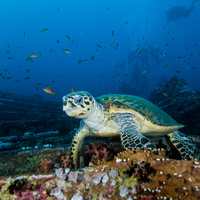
[{"left": 168, "top": 131, "right": 198, "bottom": 160}]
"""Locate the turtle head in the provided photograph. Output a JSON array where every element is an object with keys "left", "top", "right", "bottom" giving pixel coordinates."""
[{"left": 62, "top": 91, "right": 95, "bottom": 119}]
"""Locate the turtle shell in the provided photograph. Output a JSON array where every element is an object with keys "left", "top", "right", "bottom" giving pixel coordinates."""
[{"left": 96, "top": 94, "right": 181, "bottom": 127}]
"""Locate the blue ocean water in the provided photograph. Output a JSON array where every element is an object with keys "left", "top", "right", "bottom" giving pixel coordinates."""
[{"left": 0, "top": 0, "right": 199, "bottom": 101}]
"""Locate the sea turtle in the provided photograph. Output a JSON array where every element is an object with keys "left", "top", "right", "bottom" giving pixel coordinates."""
[{"left": 62, "top": 91, "right": 197, "bottom": 168}]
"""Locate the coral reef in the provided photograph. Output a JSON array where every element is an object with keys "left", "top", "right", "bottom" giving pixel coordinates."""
[
  {"left": 84, "top": 142, "right": 114, "bottom": 166},
  {"left": 0, "top": 147, "right": 72, "bottom": 177},
  {"left": 0, "top": 149, "right": 200, "bottom": 199}
]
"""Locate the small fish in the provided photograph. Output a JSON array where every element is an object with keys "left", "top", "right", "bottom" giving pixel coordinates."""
[
  {"left": 112, "top": 30, "right": 114, "bottom": 36},
  {"left": 0, "top": 73, "right": 3, "bottom": 77},
  {"left": 110, "top": 39, "right": 116, "bottom": 47},
  {"left": 37, "top": 82, "right": 42, "bottom": 86},
  {"left": 106, "top": 6, "right": 109, "bottom": 11},
  {"left": 57, "top": 40, "right": 60, "bottom": 43},
  {"left": 163, "top": 64, "right": 168, "bottom": 68},
  {"left": 97, "top": 44, "right": 101, "bottom": 48},
  {"left": 170, "top": 98, "right": 177, "bottom": 102},
  {"left": 141, "top": 70, "right": 146, "bottom": 75},
  {"left": 30, "top": 53, "right": 38, "bottom": 58},
  {"left": 66, "top": 35, "right": 70, "bottom": 40},
  {"left": 99, "top": 75, "right": 104, "bottom": 78},
  {"left": 91, "top": 56, "right": 94, "bottom": 61},
  {"left": 34, "top": 94, "right": 42, "bottom": 97},
  {"left": 8, "top": 57, "right": 14, "bottom": 59},
  {"left": 78, "top": 59, "right": 82, "bottom": 64},
  {"left": 5, "top": 50, "right": 11, "bottom": 54},
  {"left": 161, "top": 51, "right": 167, "bottom": 56},
  {"left": 7, "top": 44, "right": 10, "bottom": 48},
  {"left": 39, "top": 50, "right": 42, "bottom": 56},
  {"left": 24, "top": 77, "right": 30, "bottom": 80},
  {"left": 71, "top": 86, "right": 75, "bottom": 93},
  {"left": 26, "top": 69, "right": 30, "bottom": 73},
  {"left": 142, "top": 37, "right": 145, "bottom": 40},
  {"left": 82, "top": 59, "right": 88, "bottom": 63},
  {"left": 62, "top": 49, "right": 71, "bottom": 54},
  {"left": 40, "top": 28, "right": 48, "bottom": 33},
  {"left": 43, "top": 88, "right": 56, "bottom": 96},
  {"left": 14, "top": 79, "right": 21, "bottom": 82},
  {"left": 113, "top": 78, "right": 116, "bottom": 84},
  {"left": 176, "top": 70, "right": 181, "bottom": 73},
  {"left": 46, "top": 83, "right": 52, "bottom": 88},
  {"left": 191, "top": 98, "right": 198, "bottom": 103},
  {"left": 135, "top": 48, "right": 139, "bottom": 53},
  {"left": 57, "top": 7, "right": 59, "bottom": 12},
  {"left": 192, "top": 67, "right": 196, "bottom": 69},
  {"left": 161, "top": 92, "right": 168, "bottom": 97},
  {"left": 6, "top": 77, "right": 12, "bottom": 80},
  {"left": 124, "top": 21, "right": 128, "bottom": 24},
  {"left": 4, "top": 69, "right": 10, "bottom": 73}
]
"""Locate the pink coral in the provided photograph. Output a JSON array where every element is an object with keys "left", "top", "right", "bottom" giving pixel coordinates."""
[{"left": 84, "top": 142, "right": 114, "bottom": 165}]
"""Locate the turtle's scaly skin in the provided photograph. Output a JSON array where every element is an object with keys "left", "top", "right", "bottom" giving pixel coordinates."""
[{"left": 63, "top": 91, "right": 198, "bottom": 168}]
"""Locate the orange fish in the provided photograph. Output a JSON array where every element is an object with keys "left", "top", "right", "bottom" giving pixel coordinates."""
[
  {"left": 71, "top": 86, "right": 75, "bottom": 93},
  {"left": 43, "top": 88, "right": 56, "bottom": 96},
  {"left": 161, "top": 92, "right": 168, "bottom": 97},
  {"left": 191, "top": 98, "right": 198, "bottom": 103},
  {"left": 30, "top": 53, "right": 38, "bottom": 58}
]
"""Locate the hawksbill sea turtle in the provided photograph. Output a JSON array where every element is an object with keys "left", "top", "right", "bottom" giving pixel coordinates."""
[{"left": 62, "top": 91, "right": 198, "bottom": 168}]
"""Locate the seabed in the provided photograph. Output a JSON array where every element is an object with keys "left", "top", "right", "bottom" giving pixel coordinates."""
[{"left": 0, "top": 147, "right": 200, "bottom": 200}]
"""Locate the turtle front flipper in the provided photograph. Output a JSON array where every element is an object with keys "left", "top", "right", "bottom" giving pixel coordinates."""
[
  {"left": 120, "top": 125, "right": 156, "bottom": 151},
  {"left": 168, "top": 131, "right": 198, "bottom": 160},
  {"left": 71, "top": 123, "right": 90, "bottom": 169},
  {"left": 115, "top": 114, "right": 156, "bottom": 151}
]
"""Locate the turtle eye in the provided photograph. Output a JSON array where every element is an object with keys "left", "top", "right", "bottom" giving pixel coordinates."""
[
  {"left": 63, "top": 100, "right": 67, "bottom": 106},
  {"left": 74, "top": 96, "right": 83, "bottom": 105}
]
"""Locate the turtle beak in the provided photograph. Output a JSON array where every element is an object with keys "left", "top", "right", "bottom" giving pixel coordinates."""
[{"left": 62, "top": 96, "right": 86, "bottom": 117}]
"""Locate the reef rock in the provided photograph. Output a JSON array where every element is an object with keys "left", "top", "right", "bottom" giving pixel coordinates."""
[
  {"left": 0, "top": 149, "right": 200, "bottom": 199},
  {"left": 149, "top": 76, "right": 200, "bottom": 136}
]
